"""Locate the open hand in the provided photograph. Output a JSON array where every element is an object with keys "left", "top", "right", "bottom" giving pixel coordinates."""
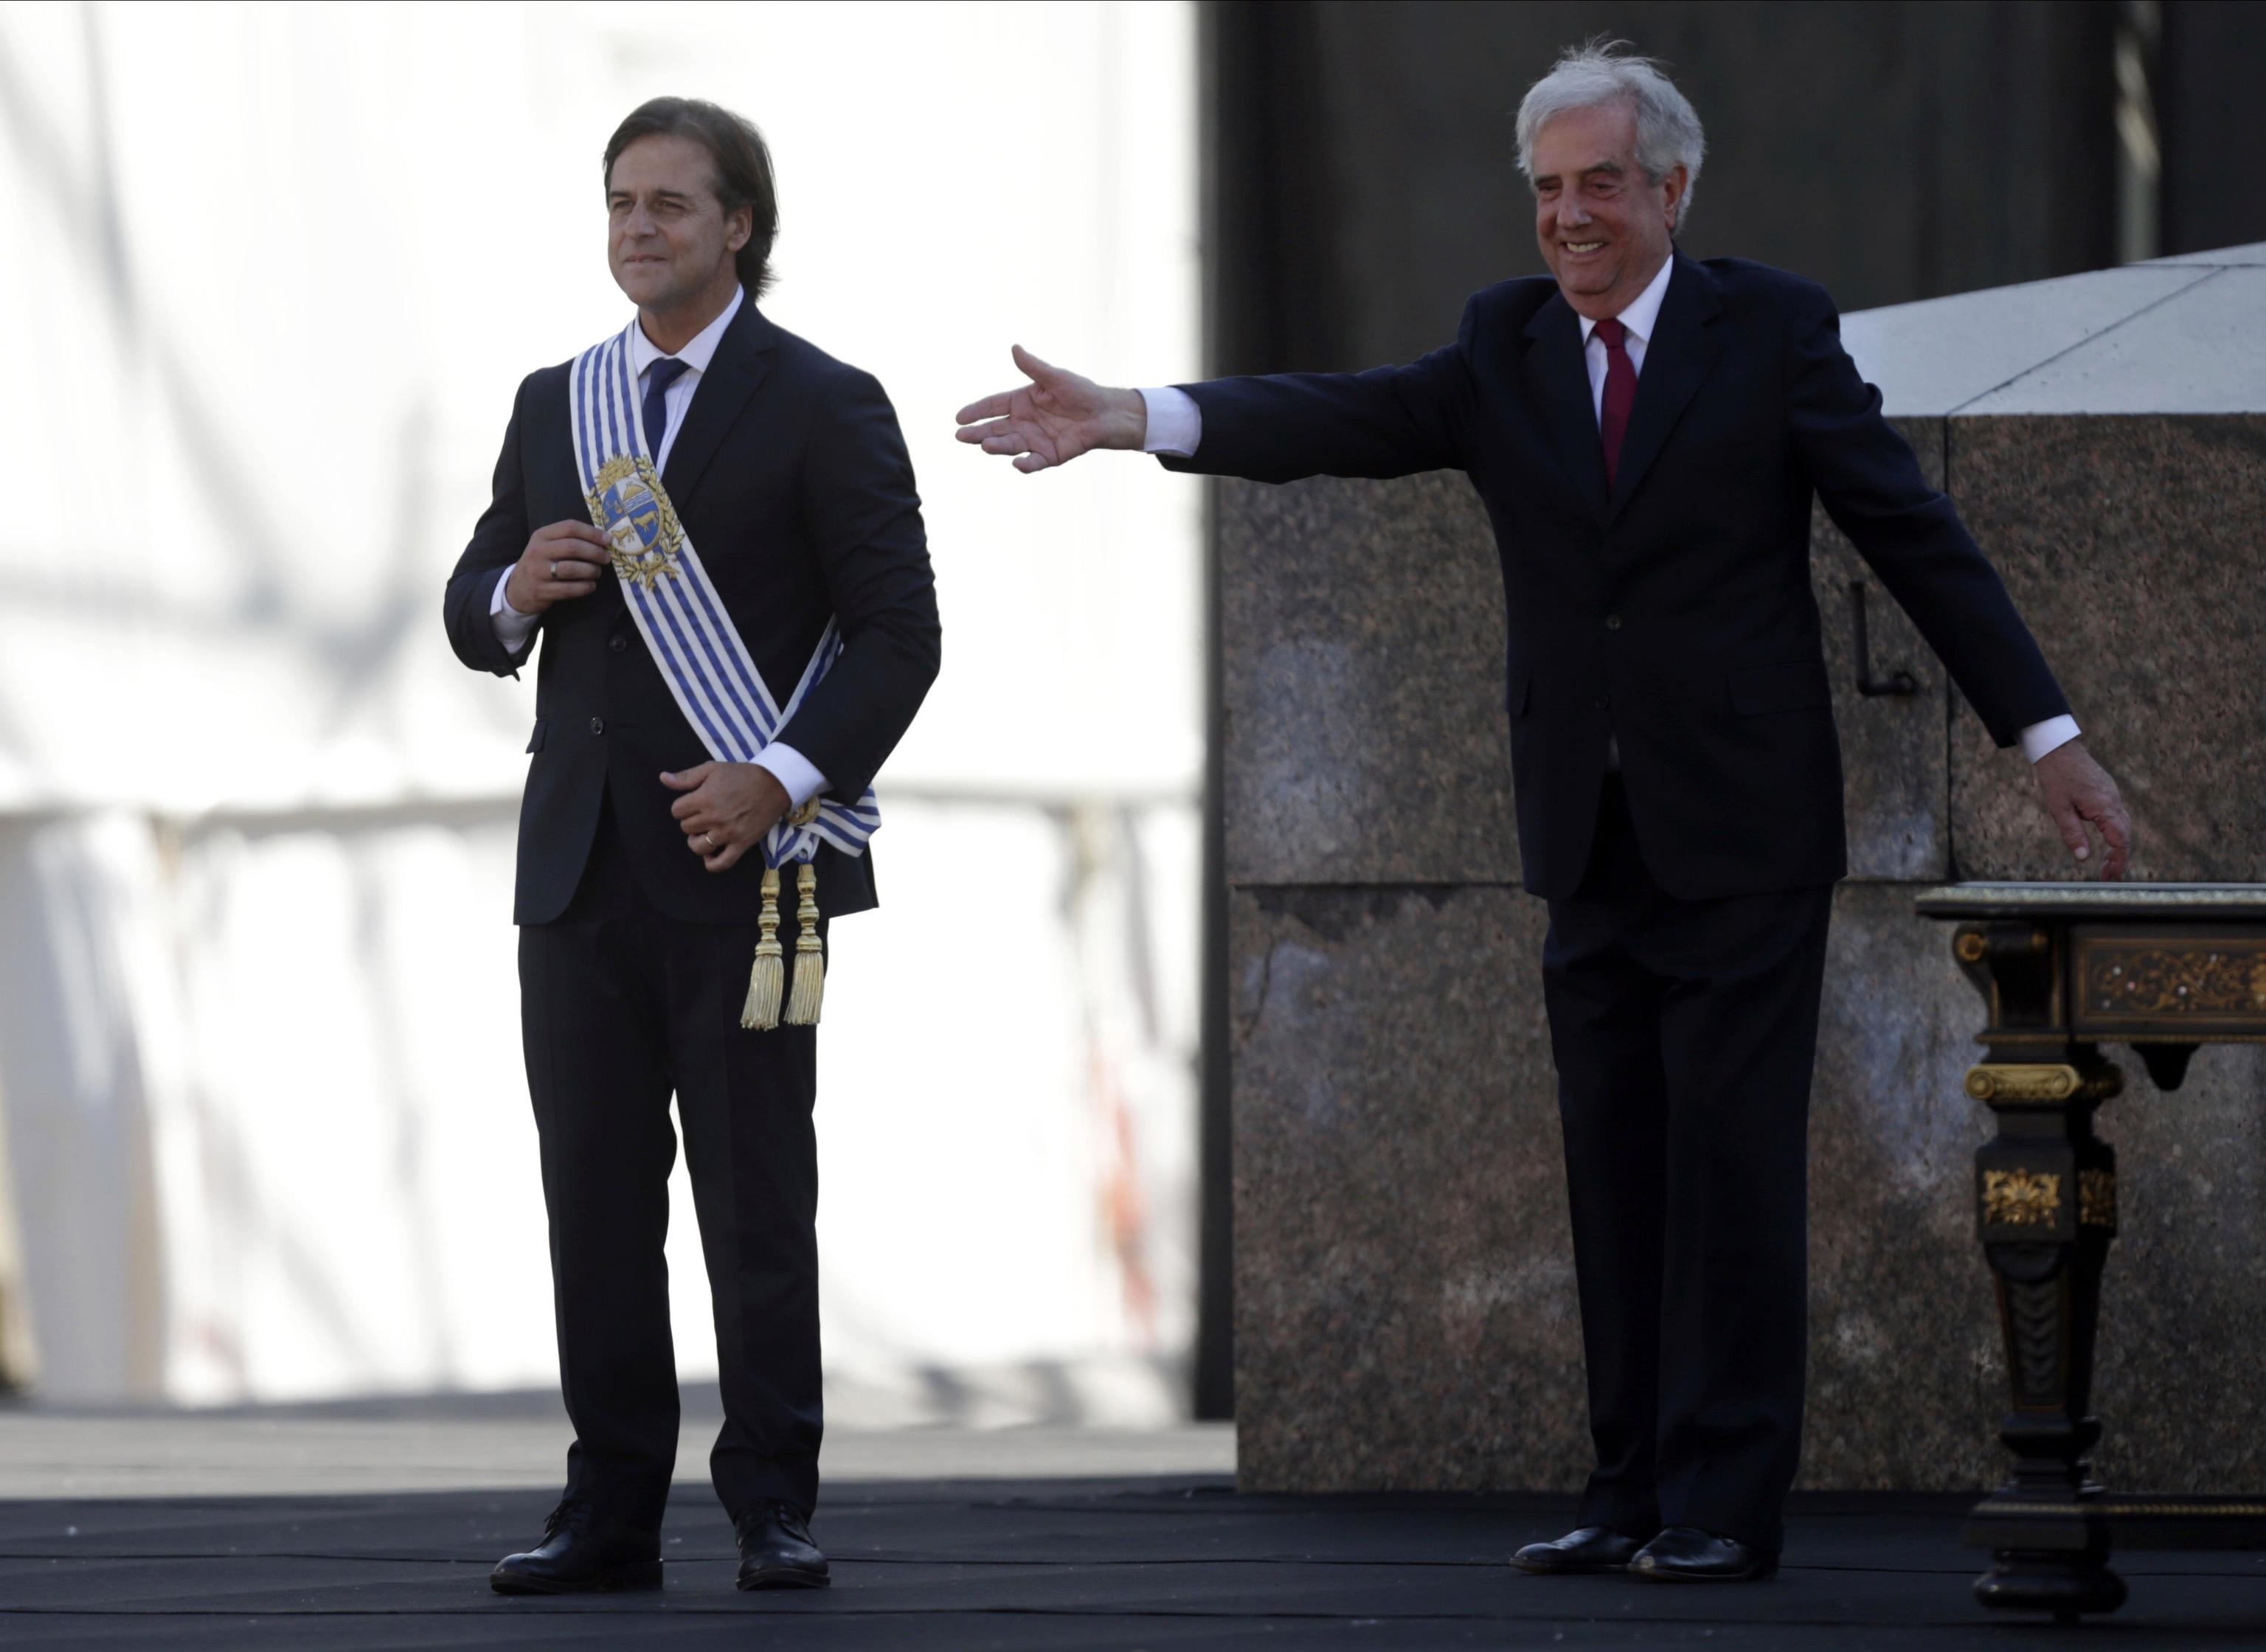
[
  {"left": 505, "top": 520, "right": 611, "bottom": 615},
  {"left": 2033, "top": 739, "right": 2132, "bottom": 881},
  {"left": 662, "top": 762, "right": 790, "bottom": 874},
  {"left": 954, "top": 346, "right": 1148, "bottom": 473}
]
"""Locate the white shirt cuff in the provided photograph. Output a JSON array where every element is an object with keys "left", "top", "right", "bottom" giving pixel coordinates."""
[
  {"left": 489, "top": 568, "right": 538, "bottom": 652},
  {"left": 753, "top": 743, "right": 828, "bottom": 809},
  {"left": 2019, "top": 714, "right": 2082, "bottom": 763},
  {"left": 1139, "top": 386, "right": 1202, "bottom": 458}
]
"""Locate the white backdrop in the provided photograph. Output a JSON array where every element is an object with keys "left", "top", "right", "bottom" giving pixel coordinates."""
[{"left": 0, "top": 0, "right": 1201, "bottom": 1411}]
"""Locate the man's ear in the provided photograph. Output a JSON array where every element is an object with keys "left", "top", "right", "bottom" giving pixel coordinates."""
[
  {"left": 726, "top": 204, "right": 754, "bottom": 254},
  {"left": 1661, "top": 164, "right": 1689, "bottom": 232}
]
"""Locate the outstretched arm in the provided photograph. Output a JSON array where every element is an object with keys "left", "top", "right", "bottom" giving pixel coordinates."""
[
  {"left": 954, "top": 347, "right": 1151, "bottom": 472},
  {"left": 957, "top": 313, "right": 1475, "bottom": 485}
]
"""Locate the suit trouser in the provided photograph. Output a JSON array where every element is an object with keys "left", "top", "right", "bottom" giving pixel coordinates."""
[
  {"left": 1544, "top": 774, "right": 1832, "bottom": 1555},
  {"left": 519, "top": 798, "right": 823, "bottom": 1532}
]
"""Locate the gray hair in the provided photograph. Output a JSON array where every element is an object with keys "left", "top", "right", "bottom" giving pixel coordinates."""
[{"left": 1515, "top": 41, "right": 1706, "bottom": 232}]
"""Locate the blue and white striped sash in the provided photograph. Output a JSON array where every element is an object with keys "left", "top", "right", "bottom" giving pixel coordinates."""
[{"left": 567, "top": 322, "right": 880, "bottom": 867}]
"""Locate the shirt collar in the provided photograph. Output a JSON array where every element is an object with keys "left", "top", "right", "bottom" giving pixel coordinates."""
[
  {"left": 629, "top": 285, "right": 745, "bottom": 379},
  {"left": 1579, "top": 253, "right": 1674, "bottom": 347}
]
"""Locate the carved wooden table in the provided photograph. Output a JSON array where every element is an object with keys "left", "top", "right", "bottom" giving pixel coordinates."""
[{"left": 1916, "top": 882, "right": 2266, "bottom": 1619}]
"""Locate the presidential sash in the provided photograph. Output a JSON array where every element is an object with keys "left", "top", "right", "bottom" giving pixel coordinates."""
[{"left": 568, "top": 320, "right": 880, "bottom": 1028}]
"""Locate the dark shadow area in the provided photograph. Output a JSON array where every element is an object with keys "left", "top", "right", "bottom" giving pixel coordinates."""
[
  {"left": 0, "top": 1479, "right": 2260, "bottom": 1648},
  {"left": 1185, "top": 0, "right": 2266, "bottom": 1442}
]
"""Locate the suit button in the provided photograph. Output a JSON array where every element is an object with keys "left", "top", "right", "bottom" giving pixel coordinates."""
[
  {"left": 609, "top": 636, "right": 628, "bottom": 653},
  {"left": 1604, "top": 614, "right": 1622, "bottom": 631},
  {"left": 1594, "top": 695, "right": 1610, "bottom": 711},
  {"left": 589, "top": 717, "right": 605, "bottom": 735}
]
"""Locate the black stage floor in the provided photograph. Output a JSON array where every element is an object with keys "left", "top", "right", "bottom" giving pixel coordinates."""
[{"left": 1, "top": 1478, "right": 2261, "bottom": 1650}]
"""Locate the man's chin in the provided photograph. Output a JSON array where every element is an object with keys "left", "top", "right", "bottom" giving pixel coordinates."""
[
  {"left": 613, "top": 268, "right": 680, "bottom": 308},
  {"left": 1548, "top": 271, "right": 1622, "bottom": 302}
]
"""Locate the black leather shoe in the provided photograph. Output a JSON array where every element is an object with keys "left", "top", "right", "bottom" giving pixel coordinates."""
[
  {"left": 1511, "top": 1526, "right": 1650, "bottom": 1574},
  {"left": 1629, "top": 1526, "right": 1778, "bottom": 1582},
  {"left": 490, "top": 1500, "right": 663, "bottom": 1594},
  {"left": 736, "top": 1500, "right": 830, "bottom": 1590}
]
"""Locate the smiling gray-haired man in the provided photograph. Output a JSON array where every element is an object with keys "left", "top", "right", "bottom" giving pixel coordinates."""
[{"left": 958, "top": 42, "right": 2131, "bottom": 1580}]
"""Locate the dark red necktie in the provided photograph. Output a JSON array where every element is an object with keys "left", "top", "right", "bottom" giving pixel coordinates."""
[{"left": 1593, "top": 316, "right": 1637, "bottom": 485}]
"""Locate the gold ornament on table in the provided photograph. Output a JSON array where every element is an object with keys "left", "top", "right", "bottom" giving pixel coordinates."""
[
  {"left": 1967, "top": 1065, "right": 2079, "bottom": 1102},
  {"left": 2079, "top": 1168, "right": 2118, "bottom": 1229},
  {"left": 2079, "top": 940, "right": 2266, "bottom": 1018},
  {"left": 1982, "top": 1169, "right": 2063, "bottom": 1227},
  {"left": 1963, "top": 1063, "right": 2121, "bottom": 1104}
]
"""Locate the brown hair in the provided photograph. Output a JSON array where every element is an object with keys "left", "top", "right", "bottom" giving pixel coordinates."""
[{"left": 603, "top": 97, "right": 779, "bottom": 298}]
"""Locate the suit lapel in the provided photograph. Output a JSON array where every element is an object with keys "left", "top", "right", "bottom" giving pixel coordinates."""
[
  {"left": 1605, "top": 253, "right": 1722, "bottom": 524},
  {"left": 1521, "top": 291, "right": 1607, "bottom": 517},
  {"left": 662, "top": 299, "right": 778, "bottom": 506}
]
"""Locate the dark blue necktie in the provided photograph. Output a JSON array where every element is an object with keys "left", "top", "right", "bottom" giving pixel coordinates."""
[{"left": 642, "top": 356, "right": 692, "bottom": 459}]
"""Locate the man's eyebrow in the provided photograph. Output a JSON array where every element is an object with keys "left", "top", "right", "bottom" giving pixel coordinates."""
[{"left": 1531, "top": 156, "right": 1625, "bottom": 187}]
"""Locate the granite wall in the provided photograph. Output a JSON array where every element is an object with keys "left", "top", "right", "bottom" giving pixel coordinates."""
[{"left": 1222, "top": 415, "right": 2266, "bottom": 1493}]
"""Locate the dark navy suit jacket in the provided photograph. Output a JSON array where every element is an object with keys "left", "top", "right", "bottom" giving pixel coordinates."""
[
  {"left": 444, "top": 301, "right": 940, "bottom": 926},
  {"left": 1164, "top": 253, "right": 2068, "bottom": 900}
]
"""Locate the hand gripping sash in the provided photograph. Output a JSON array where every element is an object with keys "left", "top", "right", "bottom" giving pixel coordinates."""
[{"left": 568, "top": 322, "right": 880, "bottom": 1029}]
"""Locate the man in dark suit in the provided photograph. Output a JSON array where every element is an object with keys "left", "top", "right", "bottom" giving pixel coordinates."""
[
  {"left": 445, "top": 97, "right": 939, "bottom": 1594},
  {"left": 955, "top": 44, "right": 2129, "bottom": 1581}
]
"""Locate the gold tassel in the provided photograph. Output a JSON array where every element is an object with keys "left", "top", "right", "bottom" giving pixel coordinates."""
[
  {"left": 740, "top": 867, "right": 785, "bottom": 1030},
  {"left": 784, "top": 861, "right": 825, "bottom": 1025}
]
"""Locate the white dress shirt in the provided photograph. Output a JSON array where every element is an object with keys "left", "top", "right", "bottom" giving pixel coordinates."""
[
  {"left": 1137, "top": 256, "right": 2079, "bottom": 765},
  {"left": 1578, "top": 249, "right": 1674, "bottom": 418},
  {"left": 491, "top": 286, "right": 828, "bottom": 806}
]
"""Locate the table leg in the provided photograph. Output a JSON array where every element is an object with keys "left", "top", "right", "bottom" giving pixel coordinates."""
[{"left": 1961, "top": 1055, "right": 2127, "bottom": 1618}]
